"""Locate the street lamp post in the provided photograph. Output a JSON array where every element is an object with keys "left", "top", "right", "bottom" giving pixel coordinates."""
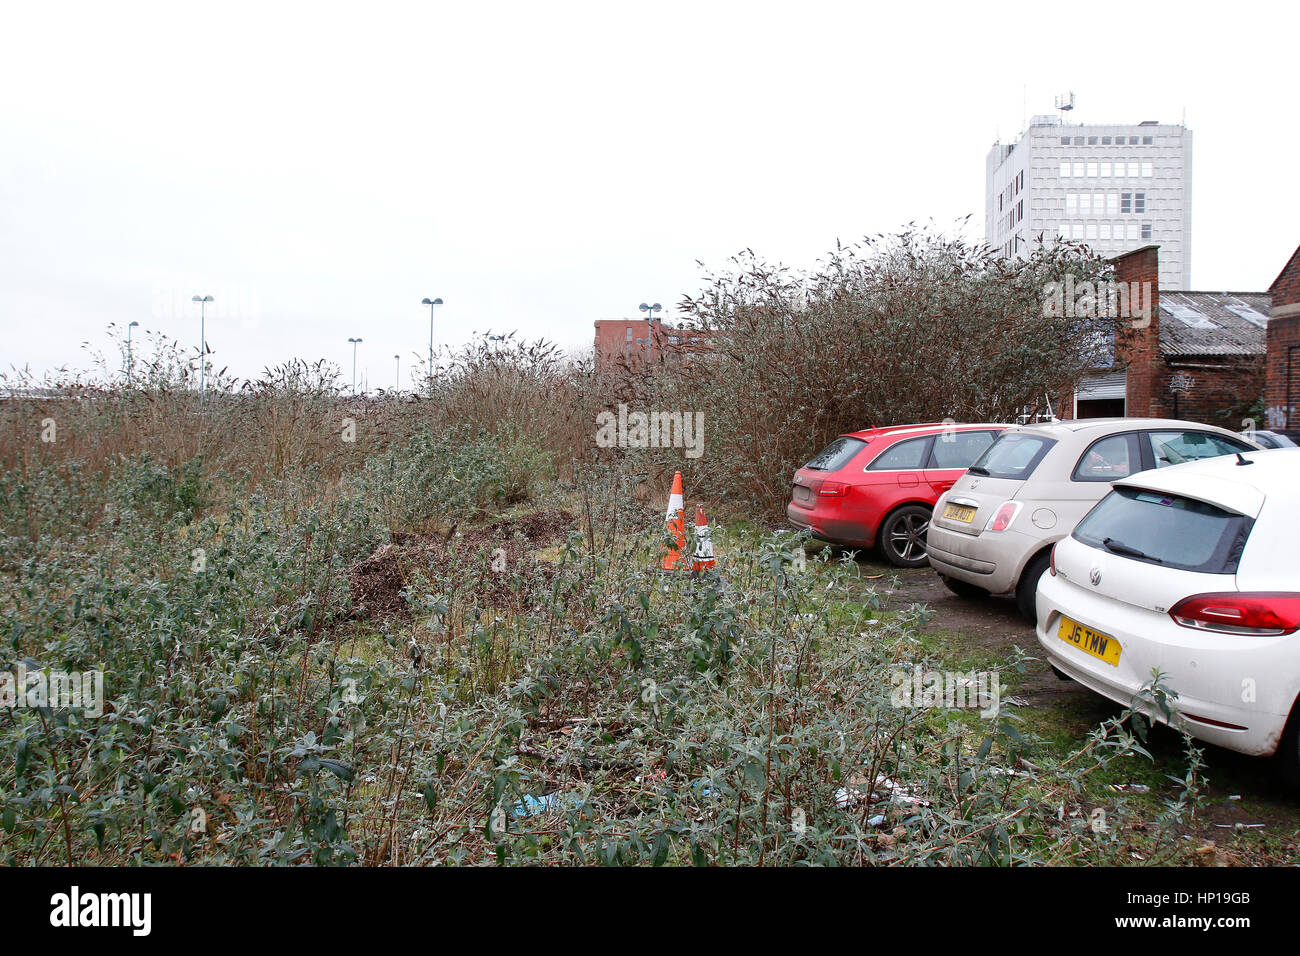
[
  {"left": 348, "top": 337, "right": 363, "bottom": 395},
  {"left": 394, "top": 354, "right": 401, "bottom": 393},
  {"left": 191, "top": 295, "right": 214, "bottom": 398},
  {"left": 126, "top": 320, "right": 139, "bottom": 382},
  {"left": 638, "top": 302, "right": 662, "bottom": 365},
  {"left": 421, "top": 297, "right": 444, "bottom": 391}
]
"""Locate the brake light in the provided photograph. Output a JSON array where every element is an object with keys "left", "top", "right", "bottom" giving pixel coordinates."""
[
  {"left": 1049, "top": 542, "right": 1057, "bottom": 577},
  {"left": 1168, "top": 592, "right": 1300, "bottom": 636},
  {"left": 818, "top": 481, "right": 850, "bottom": 497},
  {"left": 985, "top": 501, "right": 1022, "bottom": 532}
]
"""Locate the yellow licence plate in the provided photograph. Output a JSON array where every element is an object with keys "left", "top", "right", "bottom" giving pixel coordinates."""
[
  {"left": 943, "top": 503, "right": 976, "bottom": 523},
  {"left": 1057, "top": 616, "right": 1122, "bottom": 667}
]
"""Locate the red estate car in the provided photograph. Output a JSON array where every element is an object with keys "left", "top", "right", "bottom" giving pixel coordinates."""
[{"left": 786, "top": 423, "right": 1007, "bottom": 567}]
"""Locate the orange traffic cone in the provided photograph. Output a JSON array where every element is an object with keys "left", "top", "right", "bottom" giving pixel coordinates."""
[
  {"left": 691, "top": 503, "right": 715, "bottom": 573},
  {"left": 660, "top": 472, "right": 686, "bottom": 570}
]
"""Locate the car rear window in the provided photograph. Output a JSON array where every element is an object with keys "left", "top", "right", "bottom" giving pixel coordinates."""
[
  {"left": 803, "top": 437, "right": 866, "bottom": 471},
  {"left": 1072, "top": 487, "right": 1253, "bottom": 574},
  {"left": 968, "top": 433, "right": 1056, "bottom": 480}
]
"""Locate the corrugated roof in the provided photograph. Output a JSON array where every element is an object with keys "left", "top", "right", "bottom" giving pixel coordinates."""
[{"left": 1158, "top": 292, "right": 1270, "bottom": 357}]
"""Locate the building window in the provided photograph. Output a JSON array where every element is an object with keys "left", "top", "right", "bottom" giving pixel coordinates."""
[
  {"left": 1061, "top": 136, "right": 1071, "bottom": 145},
  {"left": 1102, "top": 136, "right": 1112, "bottom": 145},
  {"left": 1107, "top": 193, "right": 1118, "bottom": 214},
  {"left": 1079, "top": 193, "right": 1091, "bottom": 214},
  {"left": 1099, "top": 161, "right": 1111, "bottom": 177},
  {"left": 1142, "top": 135, "right": 1153, "bottom": 144},
  {"left": 1074, "top": 136, "right": 1084, "bottom": 145},
  {"left": 1066, "top": 193, "right": 1078, "bottom": 214},
  {"left": 1072, "top": 223, "right": 1084, "bottom": 239},
  {"left": 1127, "top": 222, "right": 1138, "bottom": 240},
  {"left": 1121, "top": 192, "right": 1132, "bottom": 214},
  {"left": 1141, "top": 223, "right": 1152, "bottom": 240},
  {"left": 1141, "top": 161, "right": 1152, "bottom": 177},
  {"left": 1099, "top": 223, "right": 1111, "bottom": 240},
  {"left": 1072, "top": 161, "right": 1084, "bottom": 177},
  {"left": 625, "top": 328, "right": 633, "bottom": 342},
  {"left": 1086, "top": 223, "right": 1097, "bottom": 240},
  {"left": 1060, "top": 161, "right": 1071, "bottom": 177},
  {"left": 1088, "top": 136, "right": 1098, "bottom": 145},
  {"left": 1134, "top": 192, "right": 1145, "bottom": 213},
  {"left": 1086, "top": 161, "right": 1097, "bottom": 177}
]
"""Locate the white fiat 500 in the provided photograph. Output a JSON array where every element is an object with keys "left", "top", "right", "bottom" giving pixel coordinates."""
[{"left": 1037, "top": 449, "right": 1300, "bottom": 778}]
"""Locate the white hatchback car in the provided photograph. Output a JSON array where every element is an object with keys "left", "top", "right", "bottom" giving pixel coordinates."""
[{"left": 1036, "top": 449, "right": 1300, "bottom": 777}]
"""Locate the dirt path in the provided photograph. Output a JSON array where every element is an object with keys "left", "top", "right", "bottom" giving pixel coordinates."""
[{"left": 867, "top": 560, "right": 1082, "bottom": 710}]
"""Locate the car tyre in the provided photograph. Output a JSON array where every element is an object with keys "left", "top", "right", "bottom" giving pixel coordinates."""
[
  {"left": 1015, "top": 550, "right": 1052, "bottom": 624},
  {"left": 878, "top": 505, "right": 932, "bottom": 569},
  {"left": 940, "top": 575, "right": 987, "bottom": 600}
]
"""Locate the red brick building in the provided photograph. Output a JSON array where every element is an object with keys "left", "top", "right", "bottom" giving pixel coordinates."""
[
  {"left": 1066, "top": 245, "right": 1267, "bottom": 430},
  {"left": 1264, "top": 244, "right": 1300, "bottom": 430},
  {"left": 593, "top": 318, "right": 709, "bottom": 373}
]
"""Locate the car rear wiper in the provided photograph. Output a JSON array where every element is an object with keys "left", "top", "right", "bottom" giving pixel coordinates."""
[
  {"left": 1102, "top": 537, "right": 1162, "bottom": 562},
  {"left": 967, "top": 466, "right": 990, "bottom": 476}
]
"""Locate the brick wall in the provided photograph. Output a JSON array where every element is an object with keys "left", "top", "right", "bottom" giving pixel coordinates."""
[
  {"left": 1112, "top": 246, "right": 1163, "bottom": 416},
  {"left": 1265, "top": 246, "right": 1300, "bottom": 429},
  {"left": 1165, "top": 360, "right": 1266, "bottom": 430},
  {"left": 594, "top": 319, "right": 649, "bottom": 372}
]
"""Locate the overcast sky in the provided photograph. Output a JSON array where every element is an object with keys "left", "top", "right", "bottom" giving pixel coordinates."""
[{"left": 2, "top": 1, "right": 1296, "bottom": 389}]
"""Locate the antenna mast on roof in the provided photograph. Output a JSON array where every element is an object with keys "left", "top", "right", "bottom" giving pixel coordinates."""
[{"left": 1055, "top": 91, "right": 1075, "bottom": 126}]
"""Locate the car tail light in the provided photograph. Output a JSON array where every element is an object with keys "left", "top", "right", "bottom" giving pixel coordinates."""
[
  {"left": 818, "top": 481, "right": 850, "bottom": 497},
  {"left": 1049, "top": 542, "right": 1057, "bottom": 577},
  {"left": 1168, "top": 592, "right": 1300, "bottom": 636},
  {"left": 984, "top": 501, "right": 1022, "bottom": 532}
]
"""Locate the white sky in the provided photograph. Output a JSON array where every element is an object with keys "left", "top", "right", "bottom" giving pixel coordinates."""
[{"left": 2, "top": 1, "right": 1297, "bottom": 389}]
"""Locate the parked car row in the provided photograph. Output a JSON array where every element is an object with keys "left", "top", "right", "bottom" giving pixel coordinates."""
[{"left": 788, "top": 418, "right": 1300, "bottom": 779}]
